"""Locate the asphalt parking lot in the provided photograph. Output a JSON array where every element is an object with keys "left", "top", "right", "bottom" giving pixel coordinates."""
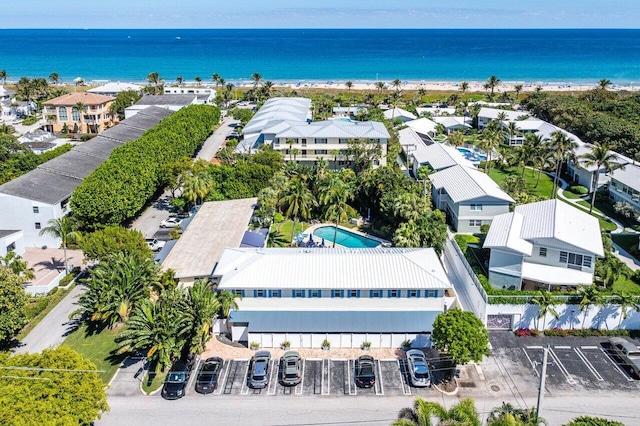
[{"left": 490, "top": 331, "right": 640, "bottom": 393}]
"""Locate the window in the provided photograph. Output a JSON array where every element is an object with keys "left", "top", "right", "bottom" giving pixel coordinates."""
[
  {"left": 35, "top": 222, "right": 41, "bottom": 230},
  {"left": 469, "top": 220, "right": 482, "bottom": 227},
  {"left": 269, "top": 290, "right": 281, "bottom": 298},
  {"left": 331, "top": 289, "right": 344, "bottom": 298},
  {"left": 559, "top": 251, "right": 568, "bottom": 263},
  {"left": 583, "top": 256, "right": 592, "bottom": 268},
  {"left": 408, "top": 290, "right": 420, "bottom": 298},
  {"left": 370, "top": 290, "right": 382, "bottom": 298},
  {"left": 301, "top": 138, "right": 307, "bottom": 145},
  {"left": 6, "top": 242, "right": 16, "bottom": 252},
  {"left": 388, "top": 289, "right": 400, "bottom": 298},
  {"left": 254, "top": 289, "right": 267, "bottom": 298},
  {"left": 315, "top": 150, "right": 327, "bottom": 155},
  {"left": 58, "top": 106, "right": 68, "bottom": 121},
  {"left": 339, "top": 138, "right": 348, "bottom": 144},
  {"left": 32, "top": 206, "right": 39, "bottom": 214},
  {"left": 232, "top": 289, "right": 245, "bottom": 297},
  {"left": 425, "top": 290, "right": 438, "bottom": 298},
  {"left": 308, "top": 289, "right": 321, "bottom": 298},
  {"left": 316, "top": 138, "right": 327, "bottom": 144},
  {"left": 539, "top": 247, "right": 547, "bottom": 257},
  {"left": 347, "top": 289, "right": 360, "bottom": 298},
  {"left": 71, "top": 107, "right": 80, "bottom": 122},
  {"left": 293, "top": 289, "right": 305, "bottom": 298},
  {"left": 470, "top": 204, "right": 483, "bottom": 211},
  {"left": 560, "top": 251, "right": 590, "bottom": 269}
]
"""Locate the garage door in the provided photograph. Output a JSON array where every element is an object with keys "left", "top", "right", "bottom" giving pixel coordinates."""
[{"left": 487, "top": 314, "right": 513, "bottom": 330}]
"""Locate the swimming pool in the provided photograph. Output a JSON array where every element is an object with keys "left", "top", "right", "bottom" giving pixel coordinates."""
[
  {"left": 313, "top": 226, "right": 381, "bottom": 248},
  {"left": 457, "top": 147, "right": 487, "bottom": 163}
]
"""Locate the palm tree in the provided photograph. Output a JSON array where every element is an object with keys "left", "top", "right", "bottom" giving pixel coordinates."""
[
  {"left": 598, "top": 79, "right": 612, "bottom": 90},
  {"left": 549, "top": 131, "right": 577, "bottom": 198},
  {"left": 280, "top": 177, "right": 317, "bottom": 244},
  {"left": 459, "top": 81, "right": 469, "bottom": 95},
  {"left": 74, "top": 101, "right": 86, "bottom": 133},
  {"left": 217, "top": 289, "right": 242, "bottom": 335},
  {"left": 514, "top": 84, "right": 523, "bottom": 102},
  {"left": 582, "top": 142, "right": 625, "bottom": 213},
  {"left": 394, "top": 397, "right": 480, "bottom": 426},
  {"left": 290, "top": 148, "right": 301, "bottom": 162},
  {"left": 531, "top": 290, "right": 561, "bottom": 331},
  {"left": 184, "top": 279, "right": 219, "bottom": 353},
  {"left": 194, "top": 76, "right": 202, "bottom": 86},
  {"left": 612, "top": 290, "right": 639, "bottom": 327},
  {"left": 486, "top": 75, "right": 501, "bottom": 98},
  {"left": 39, "top": 216, "right": 80, "bottom": 273},
  {"left": 49, "top": 72, "right": 60, "bottom": 85},
  {"left": 263, "top": 80, "right": 274, "bottom": 99},
  {"left": 211, "top": 73, "right": 221, "bottom": 87},
  {"left": 479, "top": 129, "right": 502, "bottom": 174},
  {"left": 577, "top": 285, "right": 604, "bottom": 329},
  {"left": 345, "top": 81, "right": 353, "bottom": 90},
  {"left": 146, "top": 71, "right": 162, "bottom": 94},
  {"left": 487, "top": 402, "right": 547, "bottom": 426},
  {"left": 319, "top": 176, "right": 356, "bottom": 248},
  {"left": 175, "top": 76, "right": 183, "bottom": 86},
  {"left": 251, "top": 72, "right": 263, "bottom": 89},
  {"left": 392, "top": 78, "right": 402, "bottom": 94},
  {"left": 447, "top": 131, "right": 465, "bottom": 148},
  {"left": 393, "top": 222, "right": 421, "bottom": 248},
  {"left": 506, "top": 121, "right": 520, "bottom": 145},
  {"left": 0, "top": 69, "right": 6, "bottom": 85},
  {"left": 375, "top": 81, "right": 386, "bottom": 94}
]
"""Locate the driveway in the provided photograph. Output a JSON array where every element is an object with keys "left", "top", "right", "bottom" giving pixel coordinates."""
[
  {"left": 108, "top": 357, "right": 147, "bottom": 397},
  {"left": 196, "top": 116, "right": 238, "bottom": 161}
]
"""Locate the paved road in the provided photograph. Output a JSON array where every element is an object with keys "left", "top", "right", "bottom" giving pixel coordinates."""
[
  {"left": 14, "top": 284, "right": 84, "bottom": 354},
  {"left": 196, "top": 116, "right": 238, "bottom": 161}
]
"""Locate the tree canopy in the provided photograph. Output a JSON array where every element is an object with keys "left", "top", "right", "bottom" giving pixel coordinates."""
[
  {"left": 432, "top": 309, "right": 490, "bottom": 365},
  {"left": 78, "top": 226, "right": 151, "bottom": 262},
  {"left": 0, "top": 267, "right": 29, "bottom": 345}
]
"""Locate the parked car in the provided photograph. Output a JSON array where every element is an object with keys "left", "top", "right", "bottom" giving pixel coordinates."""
[
  {"left": 160, "top": 217, "right": 183, "bottom": 228},
  {"left": 249, "top": 350, "right": 271, "bottom": 389},
  {"left": 406, "top": 349, "right": 431, "bottom": 387},
  {"left": 161, "top": 361, "right": 191, "bottom": 400},
  {"left": 146, "top": 238, "right": 166, "bottom": 252},
  {"left": 355, "top": 355, "right": 376, "bottom": 388},
  {"left": 609, "top": 337, "right": 640, "bottom": 377},
  {"left": 280, "top": 351, "right": 302, "bottom": 386},
  {"left": 195, "top": 357, "right": 223, "bottom": 394}
]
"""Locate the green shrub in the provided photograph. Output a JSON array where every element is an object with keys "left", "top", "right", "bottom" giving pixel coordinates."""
[
  {"left": 59, "top": 267, "right": 81, "bottom": 287},
  {"left": 569, "top": 185, "right": 589, "bottom": 195},
  {"left": 543, "top": 328, "right": 633, "bottom": 338},
  {"left": 480, "top": 224, "right": 490, "bottom": 234},
  {"left": 21, "top": 116, "right": 38, "bottom": 126}
]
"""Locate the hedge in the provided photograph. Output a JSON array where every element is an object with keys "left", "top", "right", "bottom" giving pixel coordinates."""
[{"left": 71, "top": 105, "right": 220, "bottom": 227}]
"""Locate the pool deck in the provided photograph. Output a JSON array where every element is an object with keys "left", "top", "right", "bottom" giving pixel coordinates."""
[{"left": 301, "top": 223, "right": 391, "bottom": 248}]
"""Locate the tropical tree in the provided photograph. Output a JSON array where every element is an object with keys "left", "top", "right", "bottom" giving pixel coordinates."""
[
  {"left": 577, "top": 285, "right": 604, "bottom": 329},
  {"left": 0, "top": 251, "right": 35, "bottom": 281},
  {"left": 39, "top": 216, "right": 80, "bottom": 273},
  {"left": 345, "top": 81, "right": 353, "bottom": 90},
  {"left": 217, "top": 289, "right": 242, "bottom": 335},
  {"left": 146, "top": 71, "right": 162, "bottom": 94},
  {"left": 487, "top": 402, "right": 547, "bottom": 426},
  {"left": 514, "top": 84, "right": 523, "bottom": 102},
  {"left": 79, "top": 226, "right": 151, "bottom": 262},
  {"left": 393, "top": 221, "right": 421, "bottom": 247},
  {"left": 74, "top": 101, "right": 86, "bottom": 133},
  {"left": 565, "top": 416, "right": 624, "bottom": 426},
  {"left": 611, "top": 290, "right": 639, "bottom": 327},
  {"left": 375, "top": 81, "right": 386, "bottom": 94},
  {"left": 486, "top": 75, "right": 501, "bottom": 99},
  {"left": 394, "top": 397, "right": 480, "bottom": 426},
  {"left": 211, "top": 73, "right": 221, "bottom": 86},
  {"left": 184, "top": 279, "right": 220, "bottom": 353},
  {"left": 251, "top": 72, "right": 263, "bottom": 89},
  {"left": 0, "top": 267, "right": 29, "bottom": 344},
  {"left": 549, "top": 131, "right": 577, "bottom": 198},
  {"left": 194, "top": 76, "right": 202, "bottom": 86},
  {"left": 598, "top": 79, "right": 612, "bottom": 90},
  {"left": 479, "top": 129, "right": 502, "bottom": 174},
  {"left": 432, "top": 309, "right": 490, "bottom": 367},
  {"left": 175, "top": 76, "right": 183, "bottom": 86},
  {"left": 319, "top": 176, "right": 356, "bottom": 248},
  {"left": 49, "top": 72, "right": 60, "bottom": 85},
  {"left": 582, "top": 142, "right": 624, "bottom": 213},
  {"left": 0, "top": 69, "right": 6, "bottom": 85},
  {"left": 459, "top": 81, "right": 469, "bottom": 95},
  {"left": 531, "top": 290, "right": 561, "bottom": 330},
  {"left": 280, "top": 177, "right": 317, "bottom": 243}
]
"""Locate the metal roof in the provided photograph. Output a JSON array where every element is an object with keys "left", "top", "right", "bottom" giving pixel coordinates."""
[
  {"left": 611, "top": 164, "right": 640, "bottom": 191},
  {"left": 411, "top": 139, "right": 475, "bottom": 172},
  {"left": 99, "top": 124, "right": 145, "bottom": 143},
  {"left": 37, "top": 150, "right": 105, "bottom": 180},
  {"left": 88, "top": 82, "right": 142, "bottom": 94},
  {"left": 383, "top": 107, "right": 416, "bottom": 120},
  {"left": 230, "top": 310, "right": 440, "bottom": 333},
  {"left": 405, "top": 118, "right": 437, "bottom": 136},
  {"left": 275, "top": 120, "right": 389, "bottom": 140},
  {"left": 243, "top": 98, "right": 312, "bottom": 135},
  {"left": 0, "top": 230, "right": 21, "bottom": 239},
  {"left": 429, "top": 165, "right": 514, "bottom": 204},
  {"left": 483, "top": 212, "right": 533, "bottom": 255},
  {"left": 478, "top": 107, "right": 527, "bottom": 121},
  {"left": 216, "top": 247, "right": 452, "bottom": 290},
  {"left": 522, "top": 262, "right": 594, "bottom": 286},
  {"left": 135, "top": 94, "right": 197, "bottom": 106},
  {"left": 72, "top": 137, "right": 125, "bottom": 159},
  {"left": 0, "top": 168, "right": 81, "bottom": 204}
]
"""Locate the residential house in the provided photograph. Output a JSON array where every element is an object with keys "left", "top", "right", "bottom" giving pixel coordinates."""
[
  {"left": 0, "top": 230, "right": 25, "bottom": 258},
  {"left": 477, "top": 107, "right": 528, "bottom": 129},
  {"left": 416, "top": 106, "right": 456, "bottom": 117},
  {"left": 213, "top": 247, "right": 456, "bottom": 348},
  {"left": 383, "top": 107, "right": 416, "bottom": 123},
  {"left": 88, "top": 82, "right": 142, "bottom": 96},
  {"left": 43, "top": 92, "right": 116, "bottom": 134},
  {"left": 608, "top": 163, "right": 640, "bottom": 216},
  {"left": 124, "top": 94, "right": 202, "bottom": 119},
  {"left": 163, "top": 87, "right": 216, "bottom": 104},
  {"left": 398, "top": 128, "right": 474, "bottom": 177},
  {"left": 433, "top": 116, "right": 472, "bottom": 134},
  {"left": 429, "top": 165, "right": 514, "bottom": 233},
  {"left": 405, "top": 117, "right": 438, "bottom": 142},
  {"left": 484, "top": 199, "right": 604, "bottom": 290}
]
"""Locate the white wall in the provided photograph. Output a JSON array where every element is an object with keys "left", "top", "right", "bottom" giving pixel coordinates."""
[
  {"left": 0, "top": 231, "right": 25, "bottom": 257},
  {"left": 0, "top": 194, "right": 63, "bottom": 248},
  {"left": 247, "top": 332, "right": 432, "bottom": 349}
]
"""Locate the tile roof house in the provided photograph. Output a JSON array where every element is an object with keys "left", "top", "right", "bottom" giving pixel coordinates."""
[
  {"left": 483, "top": 199, "right": 604, "bottom": 290},
  {"left": 429, "top": 165, "right": 514, "bottom": 233},
  {"left": 43, "top": 92, "right": 116, "bottom": 134}
]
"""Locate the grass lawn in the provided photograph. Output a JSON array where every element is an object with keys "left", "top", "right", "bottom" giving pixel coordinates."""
[
  {"left": 488, "top": 166, "right": 554, "bottom": 200},
  {"left": 612, "top": 234, "right": 640, "bottom": 258},
  {"left": 62, "top": 323, "right": 125, "bottom": 383},
  {"left": 142, "top": 368, "right": 168, "bottom": 394},
  {"left": 562, "top": 189, "right": 584, "bottom": 200},
  {"left": 612, "top": 276, "right": 640, "bottom": 294},
  {"left": 271, "top": 220, "right": 308, "bottom": 245}
]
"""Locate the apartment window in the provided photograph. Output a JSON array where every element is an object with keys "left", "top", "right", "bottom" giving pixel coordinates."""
[
  {"left": 388, "top": 289, "right": 400, "bottom": 298},
  {"left": 539, "top": 247, "right": 547, "bottom": 257},
  {"left": 425, "top": 290, "right": 438, "bottom": 298},
  {"left": 32, "top": 206, "right": 39, "bottom": 214},
  {"left": 331, "top": 289, "right": 344, "bottom": 298},
  {"left": 347, "top": 289, "right": 360, "bottom": 298},
  {"left": 254, "top": 289, "right": 267, "bottom": 298},
  {"left": 315, "top": 150, "right": 327, "bottom": 155},
  {"left": 301, "top": 138, "right": 307, "bottom": 146},
  {"left": 568, "top": 253, "right": 584, "bottom": 267},
  {"left": 293, "top": 289, "right": 305, "bottom": 298},
  {"left": 58, "top": 106, "right": 68, "bottom": 121},
  {"left": 309, "top": 289, "right": 322, "bottom": 298},
  {"left": 370, "top": 290, "right": 382, "bottom": 298},
  {"left": 469, "top": 220, "right": 482, "bottom": 227},
  {"left": 6, "top": 242, "right": 16, "bottom": 252},
  {"left": 560, "top": 251, "right": 590, "bottom": 269},
  {"left": 35, "top": 222, "right": 41, "bottom": 230},
  {"left": 583, "top": 256, "right": 592, "bottom": 268},
  {"left": 231, "top": 289, "right": 245, "bottom": 297},
  {"left": 316, "top": 138, "right": 327, "bottom": 144},
  {"left": 269, "top": 290, "right": 281, "bottom": 298},
  {"left": 408, "top": 290, "right": 420, "bottom": 298},
  {"left": 339, "top": 138, "right": 348, "bottom": 144},
  {"left": 559, "top": 251, "right": 568, "bottom": 263},
  {"left": 470, "top": 204, "right": 483, "bottom": 211},
  {"left": 301, "top": 150, "right": 307, "bottom": 157},
  {"left": 71, "top": 107, "right": 80, "bottom": 122}
]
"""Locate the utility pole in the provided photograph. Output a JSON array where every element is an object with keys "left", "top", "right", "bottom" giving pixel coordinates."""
[{"left": 535, "top": 344, "right": 550, "bottom": 420}]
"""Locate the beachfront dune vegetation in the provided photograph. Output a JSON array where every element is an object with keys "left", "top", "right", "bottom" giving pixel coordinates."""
[{"left": 71, "top": 105, "right": 220, "bottom": 228}]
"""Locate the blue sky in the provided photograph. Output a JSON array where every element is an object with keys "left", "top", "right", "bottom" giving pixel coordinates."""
[{"left": 3, "top": 0, "right": 640, "bottom": 28}]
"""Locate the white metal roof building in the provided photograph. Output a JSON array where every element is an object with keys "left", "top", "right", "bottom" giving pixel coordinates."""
[
  {"left": 430, "top": 165, "right": 514, "bottom": 204},
  {"left": 88, "top": 82, "right": 142, "bottom": 96},
  {"left": 399, "top": 128, "right": 475, "bottom": 177},
  {"left": 215, "top": 247, "right": 456, "bottom": 349},
  {"left": 477, "top": 107, "right": 528, "bottom": 128},
  {"left": 383, "top": 107, "right": 416, "bottom": 122},
  {"left": 484, "top": 199, "right": 604, "bottom": 290},
  {"left": 609, "top": 164, "right": 640, "bottom": 214}
]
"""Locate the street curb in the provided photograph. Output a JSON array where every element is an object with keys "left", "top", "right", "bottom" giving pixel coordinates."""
[{"left": 433, "top": 377, "right": 459, "bottom": 396}]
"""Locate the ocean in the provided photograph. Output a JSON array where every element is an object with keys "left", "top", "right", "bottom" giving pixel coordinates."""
[{"left": 1, "top": 29, "right": 640, "bottom": 84}]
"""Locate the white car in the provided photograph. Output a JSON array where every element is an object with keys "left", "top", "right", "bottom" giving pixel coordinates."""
[
  {"left": 160, "top": 217, "right": 183, "bottom": 228},
  {"left": 406, "top": 349, "right": 431, "bottom": 387},
  {"left": 146, "top": 238, "right": 166, "bottom": 252}
]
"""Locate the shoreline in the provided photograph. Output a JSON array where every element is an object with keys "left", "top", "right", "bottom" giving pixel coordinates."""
[{"left": 4, "top": 79, "right": 637, "bottom": 93}]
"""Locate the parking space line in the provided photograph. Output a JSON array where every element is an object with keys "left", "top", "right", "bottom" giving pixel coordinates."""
[
  {"left": 240, "top": 360, "right": 250, "bottom": 395},
  {"left": 323, "top": 359, "right": 330, "bottom": 395},
  {"left": 600, "top": 348, "right": 634, "bottom": 382},
  {"left": 574, "top": 348, "right": 603, "bottom": 381},
  {"left": 347, "top": 360, "right": 356, "bottom": 395},
  {"left": 548, "top": 348, "right": 577, "bottom": 385},
  {"left": 267, "top": 359, "right": 277, "bottom": 395},
  {"left": 554, "top": 345, "right": 571, "bottom": 349},
  {"left": 296, "top": 359, "right": 304, "bottom": 395},
  {"left": 186, "top": 358, "right": 201, "bottom": 395},
  {"left": 581, "top": 346, "right": 598, "bottom": 350},
  {"left": 527, "top": 345, "right": 543, "bottom": 349},
  {"left": 522, "top": 348, "right": 540, "bottom": 377},
  {"left": 375, "top": 360, "right": 384, "bottom": 396},
  {"left": 397, "top": 360, "right": 411, "bottom": 395},
  {"left": 213, "top": 360, "right": 231, "bottom": 395}
]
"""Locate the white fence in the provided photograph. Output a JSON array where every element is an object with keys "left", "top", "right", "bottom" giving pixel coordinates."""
[{"left": 248, "top": 332, "right": 432, "bottom": 349}]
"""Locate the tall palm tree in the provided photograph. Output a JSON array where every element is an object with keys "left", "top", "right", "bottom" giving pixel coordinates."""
[
  {"left": 486, "top": 75, "right": 501, "bottom": 99},
  {"left": 184, "top": 279, "right": 220, "bottom": 353},
  {"left": 514, "top": 84, "right": 523, "bottom": 102},
  {"left": 194, "top": 76, "right": 202, "bottom": 86},
  {"left": 39, "top": 216, "right": 80, "bottom": 273},
  {"left": 531, "top": 290, "right": 561, "bottom": 331},
  {"left": 577, "top": 285, "right": 604, "bottom": 329},
  {"left": 175, "top": 76, "right": 183, "bottom": 86},
  {"left": 582, "top": 142, "right": 624, "bottom": 213},
  {"left": 459, "top": 81, "right": 469, "bottom": 95},
  {"left": 0, "top": 69, "right": 6, "bottom": 85},
  {"left": 506, "top": 121, "right": 520, "bottom": 145},
  {"left": 479, "top": 129, "right": 502, "bottom": 174},
  {"left": 612, "top": 290, "right": 639, "bottom": 327},
  {"left": 344, "top": 81, "right": 353, "bottom": 90},
  {"left": 211, "top": 73, "right": 221, "bottom": 87},
  {"left": 74, "top": 101, "right": 86, "bottom": 133},
  {"left": 217, "top": 289, "right": 242, "bottom": 335},
  {"left": 319, "top": 176, "right": 356, "bottom": 248},
  {"left": 549, "top": 131, "right": 577, "bottom": 198},
  {"left": 263, "top": 80, "right": 274, "bottom": 99},
  {"left": 375, "top": 81, "right": 386, "bottom": 94},
  {"left": 280, "top": 177, "right": 317, "bottom": 244},
  {"left": 598, "top": 79, "right": 612, "bottom": 90},
  {"left": 251, "top": 72, "right": 263, "bottom": 89},
  {"left": 394, "top": 397, "right": 480, "bottom": 426},
  {"left": 48, "top": 72, "right": 60, "bottom": 85},
  {"left": 447, "top": 131, "right": 465, "bottom": 148},
  {"left": 146, "top": 71, "right": 162, "bottom": 94}
]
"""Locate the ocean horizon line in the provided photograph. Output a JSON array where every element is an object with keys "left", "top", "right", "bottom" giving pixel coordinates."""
[{"left": 1, "top": 27, "right": 640, "bottom": 31}]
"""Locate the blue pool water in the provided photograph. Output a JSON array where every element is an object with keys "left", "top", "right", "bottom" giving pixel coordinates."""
[
  {"left": 457, "top": 148, "right": 487, "bottom": 163},
  {"left": 313, "top": 226, "right": 380, "bottom": 249}
]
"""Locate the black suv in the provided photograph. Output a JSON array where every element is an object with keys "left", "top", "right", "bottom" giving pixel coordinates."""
[
  {"left": 195, "top": 357, "right": 223, "bottom": 394},
  {"left": 355, "top": 355, "right": 376, "bottom": 388},
  {"left": 161, "top": 361, "right": 191, "bottom": 400}
]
